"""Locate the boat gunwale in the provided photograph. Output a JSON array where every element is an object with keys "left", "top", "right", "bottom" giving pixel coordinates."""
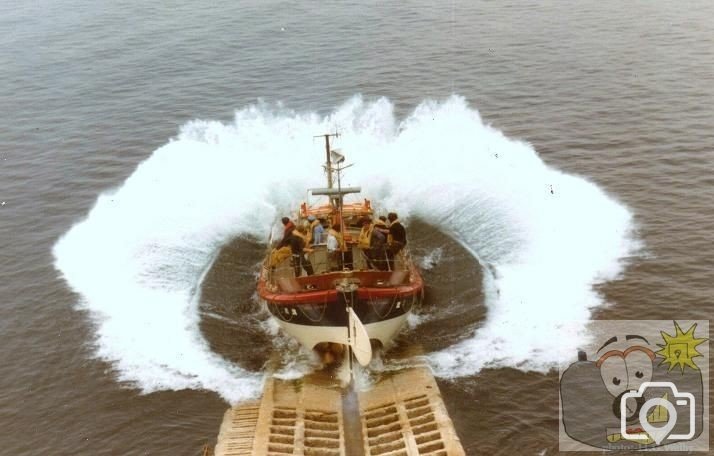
[{"left": 257, "top": 269, "right": 424, "bottom": 305}]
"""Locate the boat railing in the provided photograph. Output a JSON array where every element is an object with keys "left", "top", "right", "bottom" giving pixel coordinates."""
[
  {"left": 263, "top": 242, "right": 415, "bottom": 291},
  {"left": 267, "top": 268, "right": 413, "bottom": 295}
]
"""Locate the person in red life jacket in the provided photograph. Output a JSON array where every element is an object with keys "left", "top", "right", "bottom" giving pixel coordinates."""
[{"left": 386, "top": 212, "right": 406, "bottom": 270}]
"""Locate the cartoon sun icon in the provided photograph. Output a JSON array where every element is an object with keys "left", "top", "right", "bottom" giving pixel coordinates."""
[{"left": 656, "top": 321, "right": 707, "bottom": 372}]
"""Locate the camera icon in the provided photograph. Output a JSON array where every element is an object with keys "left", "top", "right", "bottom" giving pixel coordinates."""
[{"left": 620, "top": 381, "right": 695, "bottom": 445}]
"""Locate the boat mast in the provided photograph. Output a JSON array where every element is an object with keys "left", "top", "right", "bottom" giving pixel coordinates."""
[
  {"left": 313, "top": 133, "right": 355, "bottom": 270},
  {"left": 315, "top": 133, "right": 339, "bottom": 189},
  {"left": 313, "top": 133, "right": 369, "bottom": 381}
]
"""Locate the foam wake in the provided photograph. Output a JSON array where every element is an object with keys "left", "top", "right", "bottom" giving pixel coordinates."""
[{"left": 53, "top": 95, "right": 637, "bottom": 401}]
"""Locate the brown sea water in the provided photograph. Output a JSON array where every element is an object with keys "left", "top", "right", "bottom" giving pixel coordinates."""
[{"left": 2, "top": 1, "right": 713, "bottom": 454}]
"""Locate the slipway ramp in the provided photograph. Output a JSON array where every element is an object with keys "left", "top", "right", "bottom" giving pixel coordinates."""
[{"left": 213, "top": 365, "right": 464, "bottom": 456}]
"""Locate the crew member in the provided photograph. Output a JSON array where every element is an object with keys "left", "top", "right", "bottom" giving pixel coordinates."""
[
  {"left": 386, "top": 212, "right": 406, "bottom": 270},
  {"left": 289, "top": 226, "right": 314, "bottom": 276},
  {"left": 374, "top": 216, "right": 390, "bottom": 242},
  {"left": 358, "top": 218, "right": 387, "bottom": 270},
  {"left": 278, "top": 217, "right": 295, "bottom": 248},
  {"left": 308, "top": 215, "right": 324, "bottom": 245},
  {"left": 327, "top": 223, "right": 345, "bottom": 271}
]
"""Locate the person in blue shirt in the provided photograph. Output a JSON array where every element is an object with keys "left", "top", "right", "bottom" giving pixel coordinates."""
[{"left": 308, "top": 215, "right": 325, "bottom": 245}]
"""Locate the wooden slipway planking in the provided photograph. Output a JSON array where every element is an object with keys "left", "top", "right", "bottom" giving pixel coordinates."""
[{"left": 213, "top": 365, "right": 465, "bottom": 456}]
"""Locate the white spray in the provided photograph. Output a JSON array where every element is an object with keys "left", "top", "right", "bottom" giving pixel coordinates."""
[{"left": 53, "top": 95, "right": 637, "bottom": 401}]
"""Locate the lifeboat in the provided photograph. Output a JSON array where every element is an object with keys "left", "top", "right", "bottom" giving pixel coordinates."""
[{"left": 257, "top": 134, "right": 424, "bottom": 374}]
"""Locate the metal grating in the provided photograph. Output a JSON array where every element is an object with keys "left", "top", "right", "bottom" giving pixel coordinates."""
[
  {"left": 303, "top": 410, "right": 342, "bottom": 456},
  {"left": 267, "top": 407, "right": 297, "bottom": 455},
  {"left": 215, "top": 366, "right": 463, "bottom": 456},
  {"left": 215, "top": 378, "right": 346, "bottom": 456},
  {"left": 360, "top": 366, "right": 465, "bottom": 456},
  {"left": 213, "top": 402, "right": 260, "bottom": 456}
]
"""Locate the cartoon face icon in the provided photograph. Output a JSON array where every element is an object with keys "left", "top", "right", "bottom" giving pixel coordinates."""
[
  {"left": 560, "top": 323, "right": 706, "bottom": 450},
  {"left": 596, "top": 336, "right": 655, "bottom": 427}
]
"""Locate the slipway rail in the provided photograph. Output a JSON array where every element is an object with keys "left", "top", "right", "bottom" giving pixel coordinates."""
[{"left": 213, "top": 366, "right": 464, "bottom": 456}]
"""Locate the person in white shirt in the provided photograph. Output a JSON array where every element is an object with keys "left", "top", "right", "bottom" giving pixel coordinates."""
[{"left": 326, "top": 223, "right": 343, "bottom": 271}]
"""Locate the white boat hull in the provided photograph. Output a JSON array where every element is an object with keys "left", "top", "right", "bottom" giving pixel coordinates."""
[{"left": 273, "top": 311, "right": 410, "bottom": 352}]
